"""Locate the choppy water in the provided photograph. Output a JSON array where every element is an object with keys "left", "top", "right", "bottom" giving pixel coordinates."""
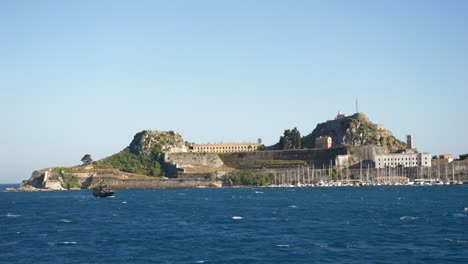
[{"left": 1, "top": 185, "right": 467, "bottom": 263}]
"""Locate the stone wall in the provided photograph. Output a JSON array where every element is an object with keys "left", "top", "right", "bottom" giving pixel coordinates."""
[
  {"left": 90, "top": 177, "right": 222, "bottom": 189},
  {"left": 165, "top": 152, "right": 224, "bottom": 168},
  {"left": 221, "top": 147, "right": 349, "bottom": 169},
  {"left": 164, "top": 152, "right": 225, "bottom": 176}
]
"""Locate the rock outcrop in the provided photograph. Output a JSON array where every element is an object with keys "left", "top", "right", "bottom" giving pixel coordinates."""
[
  {"left": 18, "top": 169, "right": 94, "bottom": 191},
  {"left": 129, "top": 130, "right": 189, "bottom": 155},
  {"left": 302, "top": 113, "right": 406, "bottom": 153}
]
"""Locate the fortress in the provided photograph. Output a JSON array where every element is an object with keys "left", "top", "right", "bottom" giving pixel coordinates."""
[{"left": 190, "top": 143, "right": 260, "bottom": 153}]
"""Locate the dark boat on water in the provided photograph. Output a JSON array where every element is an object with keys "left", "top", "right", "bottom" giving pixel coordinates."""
[{"left": 92, "top": 183, "right": 115, "bottom": 198}]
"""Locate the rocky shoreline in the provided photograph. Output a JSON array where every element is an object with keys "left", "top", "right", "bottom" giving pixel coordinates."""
[{"left": 5, "top": 168, "right": 223, "bottom": 192}]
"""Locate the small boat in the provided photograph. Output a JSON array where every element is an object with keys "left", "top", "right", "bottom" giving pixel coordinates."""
[{"left": 92, "top": 183, "right": 114, "bottom": 198}]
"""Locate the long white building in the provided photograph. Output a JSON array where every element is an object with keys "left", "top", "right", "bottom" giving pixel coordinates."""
[{"left": 374, "top": 152, "right": 431, "bottom": 168}]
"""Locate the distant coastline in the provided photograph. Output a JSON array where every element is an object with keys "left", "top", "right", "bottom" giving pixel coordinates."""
[{"left": 11, "top": 112, "right": 468, "bottom": 192}]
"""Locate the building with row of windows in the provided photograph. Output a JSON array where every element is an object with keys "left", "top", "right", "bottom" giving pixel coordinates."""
[
  {"left": 374, "top": 152, "right": 431, "bottom": 168},
  {"left": 190, "top": 143, "right": 260, "bottom": 153}
]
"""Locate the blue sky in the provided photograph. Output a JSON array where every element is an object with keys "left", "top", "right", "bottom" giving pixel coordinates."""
[{"left": 1, "top": 0, "right": 467, "bottom": 183}]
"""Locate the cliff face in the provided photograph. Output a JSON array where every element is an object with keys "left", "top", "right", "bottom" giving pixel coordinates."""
[
  {"left": 129, "top": 130, "right": 188, "bottom": 155},
  {"left": 302, "top": 113, "right": 406, "bottom": 153}
]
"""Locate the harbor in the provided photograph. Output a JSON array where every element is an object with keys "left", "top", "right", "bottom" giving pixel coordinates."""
[{"left": 265, "top": 160, "right": 467, "bottom": 188}]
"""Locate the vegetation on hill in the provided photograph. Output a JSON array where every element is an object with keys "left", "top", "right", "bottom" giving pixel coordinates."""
[
  {"left": 49, "top": 168, "right": 80, "bottom": 189},
  {"left": 92, "top": 130, "right": 191, "bottom": 177},
  {"left": 223, "top": 171, "right": 274, "bottom": 186},
  {"left": 95, "top": 148, "right": 163, "bottom": 176},
  {"left": 278, "top": 127, "right": 302, "bottom": 150}
]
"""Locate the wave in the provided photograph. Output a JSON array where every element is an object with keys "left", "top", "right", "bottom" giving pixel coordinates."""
[
  {"left": 275, "top": 244, "right": 290, "bottom": 248},
  {"left": 232, "top": 216, "right": 244, "bottom": 220},
  {"left": 255, "top": 191, "right": 264, "bottom": 194},
  {"left": 59, "top": 241, "right": 78, "bottom": 245},
  {"left": 289, "top": 205, "right": 298, "bottom": 208},
  {"left": 400, "top": 216, "right": 419, "bottom": 221},
  {"left": 3, "top": 213, "right": 20, "bottom": 218},
  {"left": 445, "top": 238, "right": 468, "bottom": 244},
  {"left": 464, "top": 207, "right": 468, "bottom": 212},
  {"left": 48, "top": 241, "right": 78, "bottom": 246},
  {"left": 57, "top": 219, "right": 72, "bottom": 223},
  {"left": 315, "top": 243, "right": 329, "bottom": 248},
  {"left": 453, "top": 213, "right": 466, "bottom": 218}
]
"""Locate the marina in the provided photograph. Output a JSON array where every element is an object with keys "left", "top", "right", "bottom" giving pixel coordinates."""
[{"left": 266, "top": 161, "right": 466, "bottom": 188}]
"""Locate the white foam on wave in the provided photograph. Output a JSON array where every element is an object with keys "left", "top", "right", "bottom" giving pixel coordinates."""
[
  {"left": 289, "top": 205, "right": 298, "bottom": 208},
  {"left": 315, "top": 243, "right": 329, "bottom": 248},
  {"left": 400, "top": 216, "right": 419, "bottom": 221},
  {"left": 445, "top": 238, "right": 468, "bottom": 244},
  {"left": 453, "top": 213, "right": 466, "bottom": 218},
  {"left": 59, "top": 241, "right": 78, "bottom": 245},
  {"left": 464, "top": 207, "right": 468, "bottom": 212},
  {"left": 48, "top": 241, "right": 78, "bottom": 246},
  {"left": 4, "top": 213, "right": 20, "bottom": 218},
  {"left": 122, "top": 201, "right": 127, "bottom": 204},
  {"left": 195, "top": 261, "right": 205, "bottom": 263},
  {"left": 276, "top": 244, "right": 290, "bottom": 248},
  {"left": 232, "top": 216, "right": 244, "bottom": 220},
  {"left": 57, "top": 219, "right": 72, "bottom": 223},
  {"left": 255, "top": 191, "right": 264, "bottom": 194}
]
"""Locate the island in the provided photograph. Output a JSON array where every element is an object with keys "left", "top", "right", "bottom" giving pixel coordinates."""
[{"left": 12, "top": 112, "right": 467, "bottom": 191}]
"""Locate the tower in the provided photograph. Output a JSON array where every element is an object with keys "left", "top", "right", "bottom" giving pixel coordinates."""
[
  {"left": 336, "top": 110, "right": 345, "bottom": 119},
  {"left": 406, "top": 135, "right": 413, "bottom": 149}
]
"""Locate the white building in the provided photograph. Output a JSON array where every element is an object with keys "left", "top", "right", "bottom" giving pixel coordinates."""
[{"left": 374, "top": 152, "right": 431, "bottom": 168}]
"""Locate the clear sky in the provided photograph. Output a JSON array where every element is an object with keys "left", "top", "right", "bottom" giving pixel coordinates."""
[{"left": 1, "top": 0, "right": 467, "bottom": 183}]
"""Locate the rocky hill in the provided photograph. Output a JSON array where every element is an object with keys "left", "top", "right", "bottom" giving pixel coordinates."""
[
  {"left": 129, "top": 130, "right": 189, "bottom": 155},
  {"left": 16, "top": 130, "right": 225, "bottom": 191},
  {"left": 302, "top": 112, "right": 406, "bottom": 153},
  {"left": 14, "top": 116, "right": 410, "bottom": 191}
]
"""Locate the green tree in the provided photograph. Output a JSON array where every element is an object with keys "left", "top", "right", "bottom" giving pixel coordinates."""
[
  {"left": 81, "top": 154, "right": 93, "bottom": 165},
  {"left": 331, "top": 169, "right": 342, "bottom": 181},
  {"left": 278, "top": 127, "right": 302, "bottom": 150},
  {"left": 225, "top": 171, "right": 274, "bottom": 186}
]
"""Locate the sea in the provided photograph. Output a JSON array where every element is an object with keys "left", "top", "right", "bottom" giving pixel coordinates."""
[{"left": 1, "top": 184, "right": 467, "bottom": 264}]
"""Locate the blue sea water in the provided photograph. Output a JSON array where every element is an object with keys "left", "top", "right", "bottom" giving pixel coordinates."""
[{"left": 1, "top": 185, "right": 467, "bottom": 264}]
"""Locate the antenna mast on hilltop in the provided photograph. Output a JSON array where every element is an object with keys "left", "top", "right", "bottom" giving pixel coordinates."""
[{"left": 356, "top": 98, "right": 359, "bottom": 113}]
